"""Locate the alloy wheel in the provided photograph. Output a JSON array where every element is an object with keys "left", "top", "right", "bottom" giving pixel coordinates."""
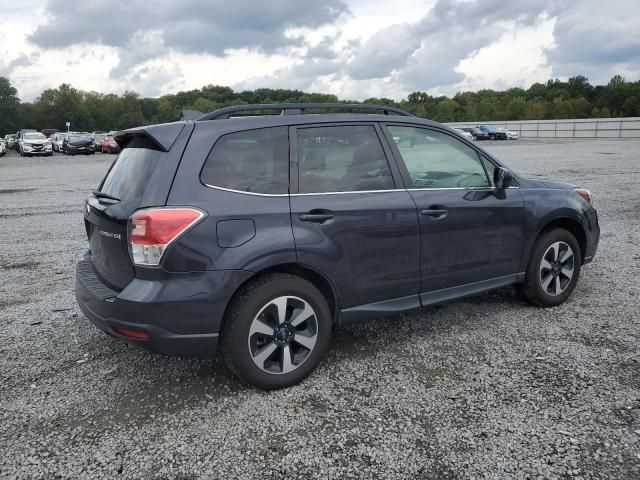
[
  {"left": 248, "top": 296, "right": 318, "bottom": 375},
  {"left": 539, "top": 241, "right": 575, "bottom": 296}
]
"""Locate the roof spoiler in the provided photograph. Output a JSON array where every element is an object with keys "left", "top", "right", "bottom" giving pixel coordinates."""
[{"left": 114, "top": 122, "right": 185, "bottom": 152}]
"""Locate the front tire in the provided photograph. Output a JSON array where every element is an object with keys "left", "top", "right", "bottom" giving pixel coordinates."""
[
  {"left": 522, "top": 228, "right": 581, "bottom": 307},
  {"left": 220, "top": 273, "right": 332, "bottom": 390}
]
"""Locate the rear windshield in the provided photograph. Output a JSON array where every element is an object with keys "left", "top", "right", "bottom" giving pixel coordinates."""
[{"left": 99, "top": 148, "right": 161, "bottom": 201}]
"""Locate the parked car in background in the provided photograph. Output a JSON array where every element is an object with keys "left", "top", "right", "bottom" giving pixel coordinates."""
[
  {"left": 51, "top": 132, "right": 68, "bottom": 152},
  {"left": 63, "top": 134, "right": 95, "bottom": 155},
  {"left": 0, "top": 138, "right": 6, "bottom": 157},
  {"left": 18, "top": 131, "right": 53, "bottom": 156},
  {"left": 4, "top": 134, "right": 17, "bottom": 149},
  {"left": 100, "top": 134, "right": 121, "bottom": 154},
  {"left": 459, "top": 127, "right": 490, "bottom": 140},
  {"left": 503, "top": 128, "right": 520, "bottom": 140},
  {"left": 41, "top": 128, "right": 59, "bottom": 138},
  {"left": 477, "top": 125, "right": 507, "bottom": 140},
  {"left": 92, "top": 132, "right": 107, "bottom": 151},
  {"left": 453, "top": 127, "right": 474, "bottom": 141},
  {"left": 76, "top": 103, "right": 599, "bottom": 390}
]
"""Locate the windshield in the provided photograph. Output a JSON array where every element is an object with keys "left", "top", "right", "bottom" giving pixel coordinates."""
[
  {"left": 99, "top": 148, "right": 161, "bottom": 202},
  {"left": 69, "top": 135, "right": 90, "bottom": 142},
  {"left": 24, "top": 133, "right": 46, "bottom": 140},
  {"left": 94, "top": 134, "right": 106, "bottom": 141}
]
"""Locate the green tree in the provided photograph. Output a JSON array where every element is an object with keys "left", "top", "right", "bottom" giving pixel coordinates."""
[
  {"left": 0, "top": 77, "right": 20, "bottom": 135},
  {"left": 525, "top": 100, "right": 546, "bottom": 119},
  {"left": 567, "top": 75, "right": 594, "bottom": 100},
  {"left": 622, "top": 96, "right": 640, "bottom": 117},
  {"left": 505, "top": 97, "right": 527, "bottom": 120}
]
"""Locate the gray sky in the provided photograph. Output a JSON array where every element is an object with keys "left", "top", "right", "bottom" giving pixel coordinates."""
[{"left": 0, "top": 0, "right": 638, "bottom": 101}]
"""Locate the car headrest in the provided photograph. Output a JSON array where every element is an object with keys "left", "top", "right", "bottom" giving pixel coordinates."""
[
  {"left": 352, "top": 142, "right": 385, "bottom": 167},
  {"left": 304, "top": 150, "right": 327, "bottom": 171}
]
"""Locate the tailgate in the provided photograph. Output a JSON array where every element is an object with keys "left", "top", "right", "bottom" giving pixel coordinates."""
[
  {"left": 85, "top": 198, "right": 135, "bottom": 290},
  {"left": 86, "top": 144, "right": 163, "bottom": 290}
]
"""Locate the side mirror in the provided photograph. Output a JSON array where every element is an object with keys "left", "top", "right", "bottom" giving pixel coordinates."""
[{"left": 494, "top": 167, "right": 514, "bottom": 189}]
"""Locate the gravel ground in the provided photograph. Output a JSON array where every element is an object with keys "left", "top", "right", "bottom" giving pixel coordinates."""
[{"left": 0, "top": 139, "right": 639, "bottom": 479}]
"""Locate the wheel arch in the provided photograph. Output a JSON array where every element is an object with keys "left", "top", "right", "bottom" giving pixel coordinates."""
[
  {"left": 221, "top": 263, "right": 340, "bottom": 330},
  {"left": 535, "top": 216, "right": 587, "bottom": 263}
]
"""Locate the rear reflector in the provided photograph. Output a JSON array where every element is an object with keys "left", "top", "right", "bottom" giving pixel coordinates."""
[
  {"left": 129, "top": 207, "right": 205, "bottom": 266},
  {"left": 113, "top": 327, "right": 150, "bottom": 340},
  {"left": 575, "top": 188, "right": 592, "bottom": 204}
]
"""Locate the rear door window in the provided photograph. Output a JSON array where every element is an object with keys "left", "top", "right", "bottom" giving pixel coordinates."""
[
  {"left": 296, "top": 125, "right": 394, "bottom": 193},
  {"left": 99, "top": 147, "right": 162, "bottom": 201},
  {"left": 200, "top": 127, "right": 289, "bottom": 194}
]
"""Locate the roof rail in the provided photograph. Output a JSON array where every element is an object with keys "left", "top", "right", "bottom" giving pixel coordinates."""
[{"left": 197, "top": 103, "right": 413, "bottom": 121}]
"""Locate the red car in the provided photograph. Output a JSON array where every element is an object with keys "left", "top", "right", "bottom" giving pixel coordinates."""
[{"left": 100, "top": 135, "right": 121, "bottom": 154}]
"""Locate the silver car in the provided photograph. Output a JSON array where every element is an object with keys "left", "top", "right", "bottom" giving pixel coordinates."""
[
  {"left": 18, "top": 131, "right": 53, "bottom": 157},
  {"left": 51, "top": 132, "right": 68, "bottom": 152},
  {"left": 454, "top": 127, "right": 475, "bottom": 141},
  {"left": 5, "top": 134, "right": 17, "bottom": 149}
]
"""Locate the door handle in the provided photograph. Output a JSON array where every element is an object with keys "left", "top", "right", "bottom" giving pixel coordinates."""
[
  {"left": 299, "top": 213, "right": 334, "bottom": 223},
  {"left": 421, "top": 208, "right": 448, "bottom": 219}
]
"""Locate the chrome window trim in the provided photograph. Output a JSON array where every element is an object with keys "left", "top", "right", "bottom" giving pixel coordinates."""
[
  {"left": 292, "top": 189, "right": 404, "bottom": 196},
  {"left": 202, "top": 184, "right": 289, "bottom": 197},
  {"left": 407, "top": 186, "right": 519, "bottom": 191},
  {"left": 203, "top": 183, "right": 405, "bottom": 196},
  {"left": 203, "top": 183, "right": 519, "bottom": 196}
]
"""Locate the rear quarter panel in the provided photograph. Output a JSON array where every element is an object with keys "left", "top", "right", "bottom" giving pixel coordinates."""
[{"left": 164, "top": 121, "right": 296, "bottom": 273}]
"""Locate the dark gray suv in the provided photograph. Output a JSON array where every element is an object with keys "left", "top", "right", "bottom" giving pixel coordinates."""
[{"left": 76, "top": 103, "right": 599, "bottom": 389}]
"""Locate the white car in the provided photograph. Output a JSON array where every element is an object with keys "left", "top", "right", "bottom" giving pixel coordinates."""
[
  {"left": 454, "top": 128, "right": 475, "bottom": 141},
  {"left": 5, "top": 134, "right": 17, "bottom": 149},
  {"left": 497, "top": 127, "right": 519, "bottom": 140},
  {"left": 51, "top": 132, "right": 68, "bottom": 152},
  {"left": 506, "top": 129, "right": 519, "bottom": 140},
  {"left": 0, "top": 138, "right": 6, "bottom": 157},
  {"left": 18, "top": 131, "right": 53, "bottom": 157}
]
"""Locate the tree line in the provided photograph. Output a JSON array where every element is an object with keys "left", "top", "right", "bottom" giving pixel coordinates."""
[{"left": 1, "top": 74, "right": 639, "bottom": 136}]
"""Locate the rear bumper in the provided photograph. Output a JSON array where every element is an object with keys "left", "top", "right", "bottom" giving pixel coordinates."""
[{"left": 75, "top": 256, "right": 253, "bottom": 357}]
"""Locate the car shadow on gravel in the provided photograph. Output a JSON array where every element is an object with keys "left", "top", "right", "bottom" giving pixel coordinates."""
[
  {"left": 329, "top": 286, "right": 525, "bottom": 359},
  {"left": 68, "top": 286, "right": 530, "bottom": 432}
]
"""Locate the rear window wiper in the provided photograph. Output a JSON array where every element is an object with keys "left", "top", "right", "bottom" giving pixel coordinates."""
[{"left": 92, "top": 190, "right": 121, "bottom": 202}]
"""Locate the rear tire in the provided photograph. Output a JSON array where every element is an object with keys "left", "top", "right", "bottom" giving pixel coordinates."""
[
  {"left": 220, "top": 273, "right": 331, "bottom": 390},
  {"left": 521, "top": 228, "right": 581, "bottom": 307}
]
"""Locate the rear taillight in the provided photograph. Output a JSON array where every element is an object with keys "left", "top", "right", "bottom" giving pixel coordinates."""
[{"left": 129, "top": 208, "right": 205, "bottom": 266}]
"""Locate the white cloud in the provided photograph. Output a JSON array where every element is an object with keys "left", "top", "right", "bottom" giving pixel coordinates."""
[
  {"left": 456, "top": 15, "right": 556, "bottom": 92},
  {"left": 0, "top": 0, "right": 639, "bottom": 101}
]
